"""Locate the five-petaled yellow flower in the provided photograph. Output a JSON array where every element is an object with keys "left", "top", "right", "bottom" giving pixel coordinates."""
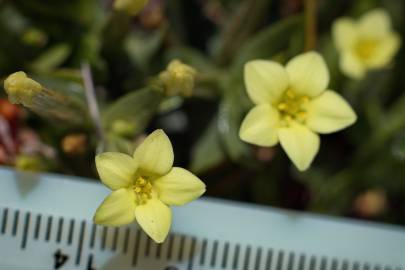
[
  {"left": 114, "top": 0, "right": 149, "bottom": 16},
  {"left": 93, "top": 129, "right": 206, "bottom": 243},
  {"left": 239, "top": 52, "right": 357, "bottom": 171},
  {"left": 333, "top": 9, "right": 401, "bottom": 79}
]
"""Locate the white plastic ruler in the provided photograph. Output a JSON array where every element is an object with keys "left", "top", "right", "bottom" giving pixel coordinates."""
[{"left": 0, "top": 167, "right": 404, "bottom": 270}]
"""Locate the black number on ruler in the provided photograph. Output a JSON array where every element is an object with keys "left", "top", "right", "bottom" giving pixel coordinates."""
[
  {"left": 54, "top": 249, "right": 69, "bottom": 269},
  {"left": 165, "top": 266, "right": 179, "bottom": 270}
]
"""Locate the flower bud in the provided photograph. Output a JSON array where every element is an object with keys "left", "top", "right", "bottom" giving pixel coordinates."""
[
  {"left": 4, "top": 72, "right": 43, "bottom": 106},
  {"left": 159, "top": 60, "right": 197, "bottom": 97},
  {"left": 62, "top": 134, "right": 87, "bottom": 155},
  {"left": 354, "top": 189, "right": 387, "bottom": 218},
  {"left": 114, "top": 0, "right": 149, "bottom": 16}
]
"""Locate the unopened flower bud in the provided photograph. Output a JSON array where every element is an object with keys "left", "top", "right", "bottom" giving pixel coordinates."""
[
  {"left": 4, "top": 71, "right": 43, "bottom": 106},
  {"left": 62, "top": 134, "right": 87, "bottom": 155},
  {"left": 114, "top": 0, "right": 149, "bottom": 16},
  {"left": 159, "top": 60, "right": 197, "bottom": 97},
  {"left": 354, "top": 189, "right": 387, "bottom": 218}
]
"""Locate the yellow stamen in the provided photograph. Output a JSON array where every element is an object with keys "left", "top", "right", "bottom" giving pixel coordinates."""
[
  {"left": 133, "top": 176, "right": 153, "bottom": 204},
  {"left": 276, "top": 89, "right": 310, "bottom": 125}
]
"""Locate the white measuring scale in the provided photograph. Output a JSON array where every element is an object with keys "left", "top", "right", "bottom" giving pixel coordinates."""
[{"left": 0, "top": 167, "right": 404, "bottom": 269}]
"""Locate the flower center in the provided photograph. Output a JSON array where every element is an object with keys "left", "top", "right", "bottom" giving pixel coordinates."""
[
  {"left": 132, "top": 176, "right": 153, "bottom": 204},
  {"left": 354, "top": 39, "right": 377, "bottom": 61},
  {"left": 276, "top": 89, "right": 309, "bottom": 126}
]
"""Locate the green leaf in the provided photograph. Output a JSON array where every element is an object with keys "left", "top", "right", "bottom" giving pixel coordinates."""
[
  {"left": 30, "top": 43, "right": 71, "bottom": 72},
  {"left": 230, "top": 15, "right": 303, "bottom": 79},
  {"left": 102, "top": 88, "right": 163, "bottom": 136},
  {"left": 165, "top": 47, "right": 215, "bottom": 72},
  {"left": 125, "top": 27, "right": 166, "bottom": 72},
  {"left": 190, "top": 118, "right": 226, "bottom": 173},
  {"left": 217, "top": 79, "right": 251, "bottom": 161}
]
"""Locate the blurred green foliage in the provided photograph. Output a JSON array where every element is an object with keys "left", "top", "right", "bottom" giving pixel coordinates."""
[{"left": 0, "top": 0, "right": 405, "bottom": 225}]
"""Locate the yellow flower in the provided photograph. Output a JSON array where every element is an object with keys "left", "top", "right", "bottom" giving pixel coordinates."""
[
  {"left": 239, "top": 52, "right": 357, "bottom": 171},
  {"left": 333, "top": 9, "right": 401, "bottom": 79},
  {"left": 93, "top": 129, "right": 206, "bottom": 243},
  {"left": 114, "top": 0, "right": 149, "bottom": 16}
]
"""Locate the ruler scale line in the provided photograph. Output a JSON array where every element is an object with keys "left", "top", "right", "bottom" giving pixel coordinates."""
[
  {"left": 309, "top": 256, "right": 316, "bottom": 270},
  {"left": 254, "top": 247, "right": 262, "bottom": 270},
  {"left": 123, "top": 227, "right": 130, "bottom": 254},
  {"left": 187, "top": 237, "right": 196, "bottom": 270},
  {"left": 145, "top": 234, "right": 151, "bottom": 257},
  {"left": 34, "top": 214, "right": 41, "bottom": 240},
  {"left": 243, "top": 246, "right": 251, "bottom": 270},
  {"left": 200, "top": 238, "right": 207, "bottom": 266},
  {"left": 167, "top": 233, "right": 175, "bottom": 260},
  {"left": 232, "top": 244, "right": 240, "bottom": 270},
  {"left": 20, "top": 212, "right": 30, "bottom": 249},
  {"left": 1, "top": 208, "right": 8, "bottom": 234},
  {"left": 67, "top": 219, "right": 75, "bottom": 245},
  {"left": 112, "top": 227, "right": 119, "bottom": 252},
  {"left": 12, "top": 210, "right": 19, "bottom": 236},
  {"left": 276, "top": 250, "right": 284, "bottom": 270},
  {"left": 342, "top": 260, "right": 349, "bottom": 270},
  {"left": 210, "top": 240, "right": 218, "bottom": 267},
  {"left": 56, "top": 217, "right": 63, "bottom": 243},
  {"left": 178, "top": 235, "right": 186, "bottom": 262},
  {"left": 222, "top": 242, "right": 230, "bottom": 268},
  {"left": 156, "top": 241, "right": 162, "bottom": 259},
  {"left": 132, "top": 229, "right": 141, "bottom": 266},
  {"left": 75, "top": 220, "right": 86, "bottom": 266},
  {"left": 89, "top": 223, "right": 96, "bottom": 249},
  {"left": 101, "top": 226, "right": 108, "bottom": 250},
  {"left": 287, "top": 253, "right": 295, "bottom": 270},
  {"left": 320, "top": 257, "right": 327, "bottom": 270},
  {"left": 298, "top": 254, "right": 305, "bottom": 270},
  {"left": 265, "top": 249, "right": 273, "bottom": 270},
  {"left": 45, "top": 216, "right": 52, "bottom": 241}
]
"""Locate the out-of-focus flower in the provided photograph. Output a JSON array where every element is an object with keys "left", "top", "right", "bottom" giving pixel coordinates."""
[
  {"left": 333, "top": 9, "right": 401, "bottom": 79},
  {"left": 15, "top": 154, "right": 46, "bottom": 172},
  {"left": 61, "top": 134, "right": 87, "bottom": 155},
  {"left": 159, "top": 60, "right": 197, "bottom": 97},
  {"left": 114, "top": 0, "right": 149, "bottom": 16},
  {"left": 93, "top": 129, "right": 206, "bottom": 243},
  {"left": 4, "top": 71, "right": 43, "bottom": 106},
  {"left": 354, "top": 189, "right": 387, "bottom": 217},
  {"left": 239, "top": 52, "right": 357, "bottom": 171}
]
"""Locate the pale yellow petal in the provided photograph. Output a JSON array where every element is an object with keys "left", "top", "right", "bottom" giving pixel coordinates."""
[
  {"left": 332, "top": 18, "right": 358, "bottom": 51},
  {"left": 244, "top": 60, "right": 289, "bottom": 104},
  {"left": 306, "top": 90, "right": 357, "bottom": 134},
  {"left": 96, "top": 152, "right": 137, "bottom": 190},
  {"left": 239, "top": 104, "right": 280, "bottom": 147},
  {"left": 93, "top": 188, "right": 136, "bottom": 226},
  {"left": 340, "top": 51, "right": 366, "bottom": 79},
  {"left": 286, "top": 52, "right": 329, "bottom": 97},
  {"left": 153, "top": 167, "right": 206, "bottom": 206},
  {"left": 367, "top": 33, "right": 401, "bottom": 68},
  {"left": 133, "top": 129, "right": 174, "bottom": 176},
  {"left": 358, "top": 9, "right": 392, "bottom": 39},
  {"left": 135, "top": 198, "right": 171, "bottom": 243},
  {"left": 278, "top": 122, "right": 320, "bottom": 171}
]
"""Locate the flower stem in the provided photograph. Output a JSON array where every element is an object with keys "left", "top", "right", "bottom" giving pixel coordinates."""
[{"left": 304, "top": 0, "right": 318, "bottom": 51}]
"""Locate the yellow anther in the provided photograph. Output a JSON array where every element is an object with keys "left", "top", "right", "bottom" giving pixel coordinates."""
[
  {"left": 300, "top": 96, "right": 310, "bottom": 103},
  {"left": 286, "top": 90, "right": 295, "bottom": 99},
  {"left": 276, "top": 90, "right": 310, "bottom": 122},
  {"left": 133, "top": 176, "right": 153, "bottom": 204},
  {"left": 277, "top": 103, "right": 288, "bottom": 111}
]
